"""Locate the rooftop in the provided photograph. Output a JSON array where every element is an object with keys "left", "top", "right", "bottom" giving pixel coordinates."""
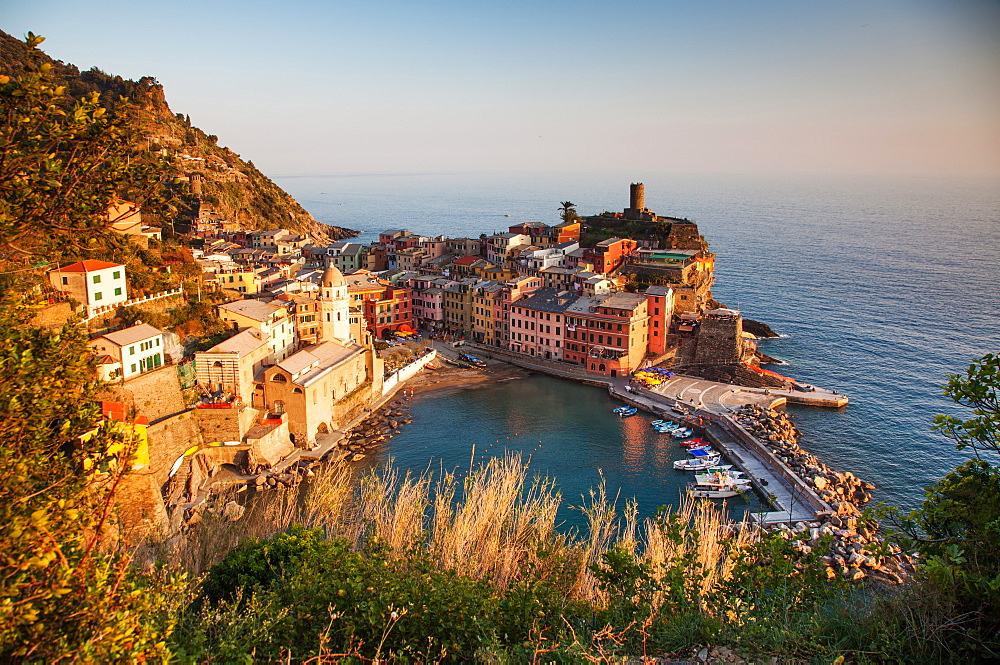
[
  {"left": 55, "top": 259, "right": 124, "bottom": 273},
  {"left": 99, "top": 323, "right": 163, "bottom": 347},
  {"left": 209, "top": 328, "right": 269, "bottom": 357},
  {"left": 218, "top": 299, "right": 286, "bottom": 322},
  {"left": 514, "top": 287, "right": 575, "bottom": 314},
  {"left": 277, "top": 341, "right": 363, "bottom": 386}
]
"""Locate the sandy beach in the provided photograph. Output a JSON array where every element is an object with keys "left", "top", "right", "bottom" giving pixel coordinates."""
[{"left": 404, "top": 358, "right": 530, "bottom": 396}]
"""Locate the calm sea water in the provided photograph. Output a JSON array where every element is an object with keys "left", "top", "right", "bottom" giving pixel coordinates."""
[{"left": 278, "top": 171, "right": 1000, "bottom": 518}]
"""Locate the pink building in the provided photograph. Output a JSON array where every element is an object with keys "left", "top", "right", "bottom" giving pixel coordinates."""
[
  {"left": 410, "top": 276, "right": 454, "bottom": 332},
  {"left": 507, "top": 288, "right": 573, "bottom": 361}
]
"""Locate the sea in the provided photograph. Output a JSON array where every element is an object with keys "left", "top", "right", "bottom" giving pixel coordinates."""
[{"left": 277, "top": 170, "right": 1000, "bottom": 524}]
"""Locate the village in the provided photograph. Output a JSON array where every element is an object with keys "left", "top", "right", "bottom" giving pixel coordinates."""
[{"left": 36, "top": 183, "right": 859, "bottom": 540}]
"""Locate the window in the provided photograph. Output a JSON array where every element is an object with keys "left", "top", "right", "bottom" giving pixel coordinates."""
[
  {"left": 92, "top": 275, "right": 101, "bottom": 284},
  {"left": 130, "top": 363, "right": 136, "bottom": 373},
  {"left": 62, "top": 276, "right": 68, "bottom": 285},
  {"left": 129, "top": 346, "right": 135, "bottom": 355},
  {"left": 114, "top": 287, "right": 122, "bottom": 296},
  {"left": 94, "top": 292, "right": 102, "bottom": 301}
]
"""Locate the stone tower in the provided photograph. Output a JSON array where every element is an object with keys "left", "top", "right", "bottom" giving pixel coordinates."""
[
  {"left": 630, "top": 182, "right": 645, "bottom": 210},
  {"left": 624, "top": 182, "right": 655, "bottom": 221},
  {"left": 319, "top": 261, "right": 351, "bottom": 343}
]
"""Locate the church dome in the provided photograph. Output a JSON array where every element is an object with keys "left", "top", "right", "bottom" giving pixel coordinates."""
[{"left": 321, "top": 263, "right": 346, "bottom": 288}]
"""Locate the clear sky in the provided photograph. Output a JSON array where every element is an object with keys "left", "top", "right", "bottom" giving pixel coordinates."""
[{"left": 4, "top": 0, "right": 1000, "bottom": 178}]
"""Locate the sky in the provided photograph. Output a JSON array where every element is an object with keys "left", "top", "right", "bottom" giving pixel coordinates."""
[{"left": 4, "top": 0, "right": 1000, "bottom": 178}]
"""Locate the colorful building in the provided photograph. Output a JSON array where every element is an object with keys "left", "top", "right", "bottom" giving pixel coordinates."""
[
  {"left": 507, "top": 288, "right": 573, "bottom": 360},
  {"left": 48, "top": 260, "right": 128, "bottom": 316},
  {"left": 563, "top": 292, "right": 649, "bottom": 376},
  {"left": 645, "top": 286, "right": 674, "bottom": 355}
]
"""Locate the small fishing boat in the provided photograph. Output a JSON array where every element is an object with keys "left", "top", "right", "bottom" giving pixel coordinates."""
[
  {"left": 617, "top": 407, "right": 637, "bottom": 417},
  {"left": 680, "top": 438, "right": 705, "bottom": 448},
  {"left": 671, "top": 428, "right": 693, "bottom": 438},
  {"left": 695, "top": 469, "right": 752, "bottom": 488},
  {"left": 673, "top": 456, "right": 726, "bottom": 471},
  {"left": 685, "top": 447, "right": 718, "bottom": 459},
  {"left": 688, "top": 483, "right": 742, "bottom": 498}
]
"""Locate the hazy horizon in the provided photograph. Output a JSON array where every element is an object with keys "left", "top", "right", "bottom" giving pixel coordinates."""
[{"left": 5, "top": 0, "right": 999, "bottom": 180}]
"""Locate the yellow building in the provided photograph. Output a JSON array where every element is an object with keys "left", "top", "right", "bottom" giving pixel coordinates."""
[
  {"left": 81, "top": 402, "right": 150, "bottom": 473},
  {"left": 216, "top": 267, "right": 263, "bottom": 295}
]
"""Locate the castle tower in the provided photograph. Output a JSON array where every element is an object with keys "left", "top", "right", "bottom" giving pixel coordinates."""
[
  {"left": 624, "top": 182, "right": 655, "bottom": 221},
  {"left": 630, "top": 182, "right": 645, "bottom": 210},
  {"left": 318, "top": 261, "right": 352, "bottom": 343}
]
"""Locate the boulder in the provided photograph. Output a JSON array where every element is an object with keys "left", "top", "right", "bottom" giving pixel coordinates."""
[{"left": 222, "top": 501, "right": 245, "bottom": 522}]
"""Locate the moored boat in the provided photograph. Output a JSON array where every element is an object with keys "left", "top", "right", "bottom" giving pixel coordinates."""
[
  {"left": 673, "top": 456, "right": 726, "bottom": 471},
  {"left": 688, "top": 483, "right": 742, "bottom": 498}
]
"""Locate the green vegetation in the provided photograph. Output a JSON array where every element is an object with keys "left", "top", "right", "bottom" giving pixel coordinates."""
[
  {"left": 1, "top": 30, "right": 995, "bottom": 664},
  {"left": 0, "top": 287, "right": 185, "bottom": 662},
  {"left": 0, "top": 33, "right": 175, "bottom": 261}
]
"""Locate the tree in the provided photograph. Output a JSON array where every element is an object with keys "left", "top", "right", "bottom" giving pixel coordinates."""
[
  {"left": 0, "top": 286, "right": 184, "bottom": 660},
  {"left": 0, "top": 34, "right": 183, "bottom": 660},
  {"left": 933, "top": 353, "right": 1000, "bottom": 459},
  {"left": 559, "top": 200, "right": 578, "bottom": 223},
  {"left": 883, "top": 353, "right": 1000, "bottom": 657},
  {"left": 0, "top": 33, "right": 174, "bottom": 261}
]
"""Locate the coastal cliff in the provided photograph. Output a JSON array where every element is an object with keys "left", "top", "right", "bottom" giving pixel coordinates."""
[{"left": 0, "top": 30, "right": 355, "bottom": 243}]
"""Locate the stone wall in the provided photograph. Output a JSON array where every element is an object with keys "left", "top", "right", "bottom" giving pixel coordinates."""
[
  {"left": 194, "top": 405, "right": 255, "bottom": 443},
  {"left": 32, "top": 301, "right": 74, "bottom": 329},
  {"left": 98, "top": 363, "right": 187, "bottom": 422},
  {"left": 666, "top": 222, "right": 704, "bottom": 250},
  {"left": 693, "top": 315, "right": 744, "bottom": 365},
  {"left": 334, "top": 380, "right": 381, "bottom": 432},
  {"left": 146, "top": 410, "right": 204, "bottom": 489}
]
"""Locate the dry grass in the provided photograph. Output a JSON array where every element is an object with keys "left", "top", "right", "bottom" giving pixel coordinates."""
[{"left": 175, "top": 454, "right": 759, "bottom": 606}]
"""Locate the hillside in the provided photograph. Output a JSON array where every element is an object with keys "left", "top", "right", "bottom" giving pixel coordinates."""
[{"left": 0, "top": 30, "right": 355, "bottom": 242}]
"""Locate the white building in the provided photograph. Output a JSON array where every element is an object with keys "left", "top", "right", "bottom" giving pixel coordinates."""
[
  {"left": 48, "top": 260, "right": 128, "bottom": 315},
  {"left": 89, "top": 323, "right": 165, "bottom": 381},
  {"left": 217, "top": 299, "right": 296, "bottom": 364}
]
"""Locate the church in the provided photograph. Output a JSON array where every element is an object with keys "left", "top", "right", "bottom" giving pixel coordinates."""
[{"left": 260, "top": 263, "right": 384, "bottom": 446}]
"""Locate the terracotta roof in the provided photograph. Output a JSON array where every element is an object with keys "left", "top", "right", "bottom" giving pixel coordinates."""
[
  {"left": 100, "top": 401, "right": 149, "bottom": 426},
  {"left": 454, "top": 255, "right": 480, "bottom": 266},
  {"left": 56, "top": 260, "right": 124, "bottom": 272}
]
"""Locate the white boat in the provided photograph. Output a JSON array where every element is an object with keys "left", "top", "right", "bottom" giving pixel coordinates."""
[
  {"left": 673, "top": 456, "right": 725, "bottom": 471},
  {"left": 695, "top": 469, "right": 752, "bottom": 487},
  {"left": 614, "top": 406, "right": 637, "bottom": 417},
  {"left": 671, "top": 428, "right": 693, "bottom": 438},
  {"left": 688, "top": 483, "right": 742, "bottom": 498}
]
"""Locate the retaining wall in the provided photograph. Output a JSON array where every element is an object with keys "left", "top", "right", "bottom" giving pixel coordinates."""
[{"left": 382, "top": 349, "right": 438, "bottom": 395}]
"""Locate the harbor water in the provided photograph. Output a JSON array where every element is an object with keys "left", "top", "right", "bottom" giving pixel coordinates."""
[{"left": 279, "top": 170, "right": 1000, "bottom": 518}]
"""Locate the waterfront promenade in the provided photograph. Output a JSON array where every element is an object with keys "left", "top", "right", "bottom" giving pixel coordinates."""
[{"left": 457, "top": 341, "right": 831, "bottom": 524}]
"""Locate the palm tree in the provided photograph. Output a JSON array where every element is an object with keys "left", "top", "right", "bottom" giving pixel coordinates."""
[{"left": 559, "top": 201, "right": 578, "bottom": 223}]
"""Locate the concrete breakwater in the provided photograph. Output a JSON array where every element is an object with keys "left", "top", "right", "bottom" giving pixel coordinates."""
[
  {"left": 728, "top": 404, "right": 913, "bottom": 584},
  {"left": 733, "top": 404, "right": 875, "bottom": 514}
]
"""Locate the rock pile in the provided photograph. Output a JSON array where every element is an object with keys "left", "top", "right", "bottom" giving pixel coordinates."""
[
  {"left": 733, "top": 405, "right": 875, "bottom": 514},
  {"left": 732, "top": 405, "right": 911, "bottom": 584},
  {"left": 341, "top": 397, "right": 413, "bottom": 459},
  {"left": 771, "top": 516, "right": 913, "bottom": 585}
]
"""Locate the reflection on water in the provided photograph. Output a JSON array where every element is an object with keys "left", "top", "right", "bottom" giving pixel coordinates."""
[{"left": 360, "top": 375, "right": 764, "bottom": 530}]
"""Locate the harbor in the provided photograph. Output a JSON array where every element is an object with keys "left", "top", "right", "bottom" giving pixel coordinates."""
[{"left": 458, "top": 341, "right": 851, "bottom": 525}]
